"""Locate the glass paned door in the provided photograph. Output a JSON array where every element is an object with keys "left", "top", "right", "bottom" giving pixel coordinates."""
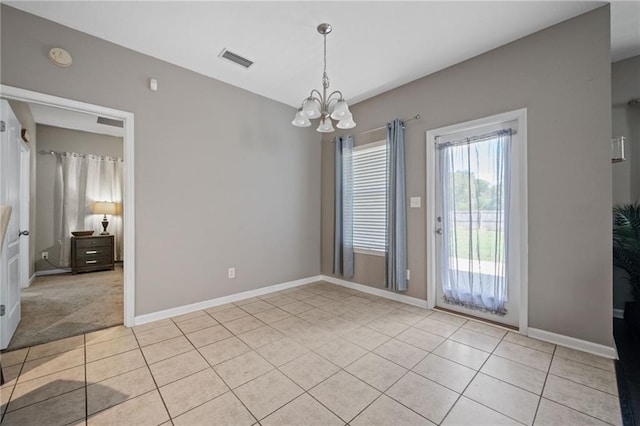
[{"left": 434, "top": 121, "right": 519, "bottom": 327}]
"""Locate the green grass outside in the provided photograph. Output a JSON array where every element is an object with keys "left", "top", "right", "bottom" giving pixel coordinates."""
[{"left": 450, "top": 228, "right": 504, "bottom": 262}]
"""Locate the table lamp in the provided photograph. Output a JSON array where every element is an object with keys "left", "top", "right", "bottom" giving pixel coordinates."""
[{"left": 93, "top": 201, "right": 117, "bottom": 235}]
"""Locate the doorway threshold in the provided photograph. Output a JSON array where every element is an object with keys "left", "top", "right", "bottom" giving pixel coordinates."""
[{"left": 433, "top": 306, "right": 518, "bottom": 331}]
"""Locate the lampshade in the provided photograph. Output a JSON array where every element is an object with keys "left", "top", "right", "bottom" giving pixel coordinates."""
[
  {"left": 337, "top": 117, "right": 357, "bottom": 129},
  {"left": 302, "top": 97, "right": 321, "bottom": 119},
  {"left": 93, "top": 201, "right": 117, "bottom": 215},
  {"left": 291, "top": 109, "right": 311, "bottom": 127},
  {"left": 316, "top": 117, "right": 335, "bottom": 133},
  {"left": 330, "top": 99, "right": 351, "bottom": 120}
]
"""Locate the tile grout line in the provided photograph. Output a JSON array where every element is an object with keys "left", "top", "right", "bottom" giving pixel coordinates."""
[
  {"left": 536, "top": 396, "right": 619, "bottom": 426},
  {"left": 0, "top": 346, "right": 30, "bottom": 423},
  {"left": 130, "top": 328, "right": 173, "bottom": 423},
  {"left": 545, "top": 371, "right": 620, "bottom": 398},
  {"left": 531, "top": 342, "right": 554, "bottom": 426},
  {"left": 436, "top": 324, "right": 530, "bottom": 426},
  {"left": 187, "top": 320, "right": 283, "bottom": 425},
  {"left": 336, "top": 311, "right": 464, "bottom": 425}
]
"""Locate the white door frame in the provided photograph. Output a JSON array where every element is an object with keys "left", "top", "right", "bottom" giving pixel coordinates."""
[
  {"left": 0, "top": 85, "right": 136, "bottom": 327},
  {"left": 426, "top": 108, "right": 528, "bottom": 334},
  {"left": 20, "top": 143, "right": 30, "bottom": 289}
]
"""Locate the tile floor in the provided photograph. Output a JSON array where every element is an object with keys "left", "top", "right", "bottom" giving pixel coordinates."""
[{"left": 0, "top": 281, "right": 622, "bottom": 425}]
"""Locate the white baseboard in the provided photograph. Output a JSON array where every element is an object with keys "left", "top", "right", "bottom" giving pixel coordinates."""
[
  {"left": 134, "top": 275, "right": 324, "bottom": 326},
  {"left": 35, "top": 268, "right": 71, "bottom": 276},
  {"left": 528, "top": 327, "right": 618, "bottom": 360},
  {"left": 21, "top": 273, "right": 36, "bottom": 289},
  {"left": 321, "top": 275, "right": 429, "bottom": 309},
  {"left": 613, "top": 308, "right": 624, "bottom": 319}
]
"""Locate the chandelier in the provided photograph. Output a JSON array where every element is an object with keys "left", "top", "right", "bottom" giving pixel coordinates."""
[{"left": 291, "top": 23, "right": 356, "bottom": 133}]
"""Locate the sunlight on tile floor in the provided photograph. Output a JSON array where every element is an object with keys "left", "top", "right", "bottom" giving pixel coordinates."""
[{"left": 0, "top": 281, "right": 622, "bottom": 425}]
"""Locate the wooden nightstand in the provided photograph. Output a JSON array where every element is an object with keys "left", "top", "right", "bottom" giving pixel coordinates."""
[{"left": 71, "top": 235, "right": 115, "bottom": 274}]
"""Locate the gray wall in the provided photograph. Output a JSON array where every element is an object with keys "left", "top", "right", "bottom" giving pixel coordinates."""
[
  {"left": 7, "top": 101, "right": 37, "bottom": 279},
  {"left": 35, "top": 124, "right": 123, "bottom": 273},
  {"left": 321, "top": 7, "right": 613, "bottom": 346},
  {"left": 612, "top": 55, "right": 640, "bottom": 310},
  {"left": 1, "top": 5, "right": 322, "bottom": 316}
]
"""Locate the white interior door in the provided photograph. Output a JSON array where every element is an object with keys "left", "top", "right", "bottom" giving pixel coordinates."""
[
  {"left": 1, "top": 100, "right": 28, "bottom": 349},
  {"left": 432, "top": 120, "right": 521, "bottom": 328}
]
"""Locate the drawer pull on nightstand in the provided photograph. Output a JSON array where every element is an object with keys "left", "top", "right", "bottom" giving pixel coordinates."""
[
  {"left": 86, "top": 250, "right": 98, "bottom": 255},
  {"left": 86, "top": 260, "right": 98, "bottom": 264}
]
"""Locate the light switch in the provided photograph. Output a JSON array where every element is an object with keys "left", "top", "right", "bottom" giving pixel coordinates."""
[{"left": 410, "top": 197, "right": 421, "bottom": 208}]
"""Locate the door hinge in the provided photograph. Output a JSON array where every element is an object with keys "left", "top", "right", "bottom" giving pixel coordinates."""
[
  {"left": 0, "top": 121, "right": 5, "bottom": 132},
  {"left": 0, "top": 305, "right": 5, "bottom": 316}
]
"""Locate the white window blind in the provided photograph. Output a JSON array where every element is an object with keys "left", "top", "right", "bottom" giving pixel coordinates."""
[{"left": 352, "top": 141, "right": 387, "bottom": 253}]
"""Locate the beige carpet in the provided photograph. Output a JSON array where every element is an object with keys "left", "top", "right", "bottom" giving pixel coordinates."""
[{"left": 5, "top": 267, "right": 123, "bottom": 350}]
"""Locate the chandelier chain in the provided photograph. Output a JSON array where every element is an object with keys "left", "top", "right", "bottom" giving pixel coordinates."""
[{"left": 322, "top": 33, "right": 330, "bottom": 89}]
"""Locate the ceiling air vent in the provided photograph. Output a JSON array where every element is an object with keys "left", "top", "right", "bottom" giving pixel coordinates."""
[
  {"left": 219, "top": 49, "right": 254, "bottom": 69},
  {"left": 97, "top": 117, "right": 124, "bottom": 128}
]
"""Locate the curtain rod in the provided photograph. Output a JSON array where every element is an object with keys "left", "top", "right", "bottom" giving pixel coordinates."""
[
  {"left": 356, "top": 114, "right": 421, "bottom": 137},
  {"left": 436, "top": 128, "right": 517, "bottom": 150},
  {"left": 38, "top": 149, "right": 122, "bottom": 161}
]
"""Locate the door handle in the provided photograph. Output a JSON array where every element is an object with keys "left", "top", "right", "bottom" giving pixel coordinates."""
[{"left": 19, "top": 230, "right": 29, "bottom": 237}]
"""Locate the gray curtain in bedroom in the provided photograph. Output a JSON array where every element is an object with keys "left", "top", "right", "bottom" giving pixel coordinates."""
[
  {"left": 334, "top": 135, "right": 354, "bottom": 278},
  {"left": 385, "top": 119, "right": 408, "bottom": 292}
]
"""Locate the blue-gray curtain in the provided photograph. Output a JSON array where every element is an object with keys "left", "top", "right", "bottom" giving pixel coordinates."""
[
  {"left": 334, "top": 136, "right": 354, "bottom": 278},
  {"left": 386, "top": 119, "right": 408, "bottom": 291}
]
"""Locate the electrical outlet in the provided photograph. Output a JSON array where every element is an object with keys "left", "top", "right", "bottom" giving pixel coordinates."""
[
  {"left": 228, "top": 267, "right": 235, "bottom": 279},
  {"left": 42, "top": 252, "right": 49, "bottom": 260},
  {"left": 406, "top": 269, "right": 410, "bottom": 280}
]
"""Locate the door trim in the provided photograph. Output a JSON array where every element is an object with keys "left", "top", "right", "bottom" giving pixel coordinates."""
[
  {"left": 426, "top": 108, "right": 528, "bottom": 334},
  {"left": 19, "top": 141, "right": 30, "bottom": 290},
  {"left": 0, "top": 85, "right": 136, "bottom": 327}
]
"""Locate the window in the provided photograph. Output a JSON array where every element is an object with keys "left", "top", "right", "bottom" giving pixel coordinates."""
[{"left": 352, "top": 140, "right": 387, "bottom": 254}]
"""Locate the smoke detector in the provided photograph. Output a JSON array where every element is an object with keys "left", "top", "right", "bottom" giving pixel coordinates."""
[{"left": 48, "top": 47, "right": 73, "bottom": 67}]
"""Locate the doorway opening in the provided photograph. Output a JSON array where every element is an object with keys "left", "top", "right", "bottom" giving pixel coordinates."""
[
  {"left": 426, "top": 109, "right": 528, "bottom": 332},
  {"left": 0, "top": 86, "right": 135, "bottom": 350}
]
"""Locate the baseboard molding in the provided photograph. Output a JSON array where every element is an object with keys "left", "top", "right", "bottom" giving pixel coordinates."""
[
  {"left": 528, "top": 327, "right": 618, "bottom": 360},
  {"left": 613, "top": 308, "right": 624, "bottom": 319},
  {"left": 35, "top": 268, "right": 71, "bottom": 276},
  {"left": 321, "top": 275, "right": 429, "bottom": 309},
  {"left": 21, "top": 273, "right": 36, "bottom": 289},
  {"left": 134, "top": 275, "right": 324, "bottom": 326}
]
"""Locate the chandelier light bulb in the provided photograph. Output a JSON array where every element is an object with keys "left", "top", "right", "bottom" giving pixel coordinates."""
[
  {"left": 302, "top": 97, "right": 321, "bottom": 119},
  {"left": 292, "top": 109, "right": 312, "bottom": 127},
  {"left": 330, "top": 99, "right": 351, "bottom": 120},
  {"left": 337, "top": 117, "right": 356, "bottom": 129},
  {"left": 316, "top": 116, "right": 335, "bottom": 133}
]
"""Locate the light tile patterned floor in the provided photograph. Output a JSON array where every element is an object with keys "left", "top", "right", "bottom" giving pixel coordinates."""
[{"left": 0, "top": 281, "right": 622, "bottom": 425}]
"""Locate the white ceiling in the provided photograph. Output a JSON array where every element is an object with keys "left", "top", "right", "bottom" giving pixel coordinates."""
[
  {"left": 29, "top": 103, "right": 124, "bottom": 137},
  {"left": 8, "top": 2, "right": 639, "bottom": 108},
  {"left": 611, "top": 1, "right": 640, "bottom": 62}
]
